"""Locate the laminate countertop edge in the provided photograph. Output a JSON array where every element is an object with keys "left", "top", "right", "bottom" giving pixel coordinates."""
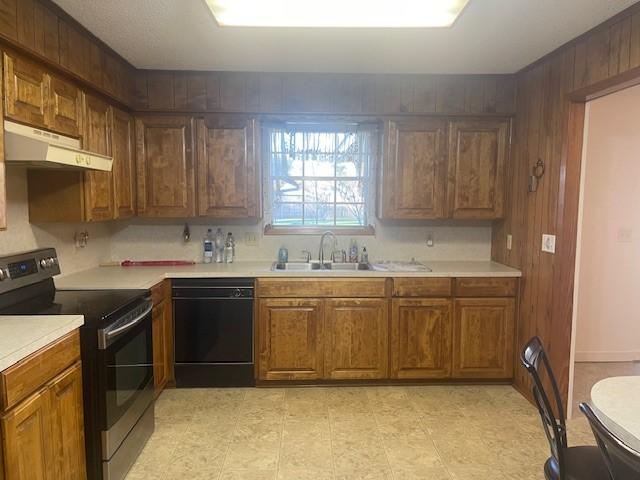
[
  {"left": 55, "top": 261, "right": 522, "bottom": 290},
  {"left": 0, "top": 315, "right": 85, "bottom": 372}
]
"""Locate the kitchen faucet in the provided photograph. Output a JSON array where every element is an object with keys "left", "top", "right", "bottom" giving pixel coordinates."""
[{"left": 318, "top": 231, "right": 337, "bottom": 266}]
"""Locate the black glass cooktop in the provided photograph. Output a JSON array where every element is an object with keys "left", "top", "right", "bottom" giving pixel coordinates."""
[{"left": 0, "top": 287, "right": 149, "bottom": 328}]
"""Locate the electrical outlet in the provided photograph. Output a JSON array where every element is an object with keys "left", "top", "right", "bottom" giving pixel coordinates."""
[
  {"left": 244, "top": 232, "right": 258, "bottom": 246},
  {"left": 541, "top": 234, "right": 556, "bottom": 254},
  {"left": 506, "top": 234, "right": 513, "bottom": 251},
  {"left": 426, "top": 233, "right": 434, "bottom": 247},
  {"left": 617, "top": 227, "right": 633, "bottom": 243}
]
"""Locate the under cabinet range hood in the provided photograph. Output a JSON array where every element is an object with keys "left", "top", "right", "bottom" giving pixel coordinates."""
[{"left": 3, "top": 120, "right": 112, "bottom": 171}]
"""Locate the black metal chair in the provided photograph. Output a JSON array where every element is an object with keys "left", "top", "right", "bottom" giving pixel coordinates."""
[
  {"left": 580, "top": 402, "right": 640, "bottom": 480},
  {"left": 521, "top": 337, "right": 611, "bottom": 480}
]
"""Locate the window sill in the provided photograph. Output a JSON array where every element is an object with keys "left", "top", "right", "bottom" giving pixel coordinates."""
[{"left": 264, "top": 224, "right": 376, "bottom": 236}]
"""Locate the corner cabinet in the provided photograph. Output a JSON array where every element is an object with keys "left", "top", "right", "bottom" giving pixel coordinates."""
[
  {"left": 136, "top": 115, "right": 195, "bottom": 217},
  {"left": 447, "top": 119, "right": 509, "bottom": 219},
  {"left": 378, "top": 119, "right": 448, "bottom": 219},
  {"left": 196, "top": 116, "right": 260, "bottom": 218}
]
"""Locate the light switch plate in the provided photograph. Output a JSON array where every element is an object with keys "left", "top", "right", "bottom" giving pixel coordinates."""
[
  {"left": 541, "top": 234, "right": 556, "bottom": 253},
  {"left": 506, "top": 234, "right": 513, "bottom": 250}
]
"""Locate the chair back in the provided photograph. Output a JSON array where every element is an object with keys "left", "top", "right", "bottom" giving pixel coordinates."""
[
  {"left": 580, "top": 402, "right": 640, "bottom": 480},
  {"left": 521, "top": 337, "right": 568, "bottom": 472}
]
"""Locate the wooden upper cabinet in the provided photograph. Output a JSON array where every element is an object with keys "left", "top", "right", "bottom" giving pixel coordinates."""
[
  {"left": 47, "top": 74, "right": 82, "bottom": 138},
  {"left": 379, "top": 119, "right": 448, "bottom": 219},
  {"left": 3, "top": 51, "right": 49, "bottom": 129},
  {"left": 447, "top": 119, "right": 509, "bottom": 219},
  {"left": 136, "top": 115, "right": 195, "bottom": 217},
  {"left": 324, "top": 298, "right": 388, "bottom": 380},
  {"left": 0, "top": 388, "right": 51, "bottom": 480},
  {"left": 390, "top": 299, "right": 453, "bottom": 379},
  {"left": 111, "top": 108, "right": 136, "bottom": 218},
  {"left": 82, "top": 93, "right": 114, "bottom": 221},
  {"left": 47, "top": 363, "right": 86, "bottom": 480},
  {"left": 452, "top": 298, "right": 515, "bottom": 379},
  {"left": 258, "top": 299, "right": 324, "bottom": 381},
  {"left": 196, "top": 116, "right": 260, "bottom": 218}
]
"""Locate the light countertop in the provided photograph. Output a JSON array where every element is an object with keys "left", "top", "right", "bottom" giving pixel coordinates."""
[
  {"left": 55, "top": 261, "right": 521, "bottom": 290},
  {"left": 0, "top": 315, "right": 84, "bottom": 372},
  {"left": 591, "top": 376, "right": 640, "bottom": 446}
]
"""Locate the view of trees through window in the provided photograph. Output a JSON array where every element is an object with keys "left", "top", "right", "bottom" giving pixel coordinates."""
[{"left": 267, "top": 125, "right": 374, "bottom": 227}]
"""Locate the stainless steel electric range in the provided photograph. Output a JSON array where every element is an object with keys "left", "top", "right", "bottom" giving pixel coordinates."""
[{"left": 0, "top": 248, "right": 154, "bottom": 480}]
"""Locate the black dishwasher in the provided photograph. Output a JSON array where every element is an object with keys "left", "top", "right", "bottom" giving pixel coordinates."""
[{"left": 173, "top": 278, "right": 255, "bottom": 387}]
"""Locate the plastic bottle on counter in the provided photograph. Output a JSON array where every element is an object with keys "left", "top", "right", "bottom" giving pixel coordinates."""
[
  {"left": 224, "top": 232, "right": 235, "bottom": 263},
  {"left": 203, "top": 229, "right": 214, "bottom": 264},
  {"left": 361, "top": 247, "right": 369, "bottom": 264},
  {"left": 214, "top": 228, "right": 225, "bottom": 263},
  {"left": 348, "top": 239, "right": 359, "bottom": 263},
  {"left": 278, "top": 246, "right": 289, "bottom": 264}
]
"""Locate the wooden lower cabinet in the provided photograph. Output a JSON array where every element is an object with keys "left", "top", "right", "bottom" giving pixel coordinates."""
[
  {"left": 258, "top": 299, "right": 324, "bottom": 381},
  {"left": 390, "top": 299, "right": 452, "bottom": 379},
  {"left": 0, "top": 361, "right": 86, "bottom": 480},
  {"left": 324, "top": 299, "right": 388, "bottom": 380},
  {"left": 452, "top": 298, "right": 515, "bottom": 379},
  {"left": 152, "top": 281, "right": 173, "bottom": 396}
]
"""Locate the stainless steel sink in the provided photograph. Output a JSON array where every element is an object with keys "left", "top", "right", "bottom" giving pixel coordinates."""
[{"left": 271, "top": 261, "right": 372, "bottom": 271}]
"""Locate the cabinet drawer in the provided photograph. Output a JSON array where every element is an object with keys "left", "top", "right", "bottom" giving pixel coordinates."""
[
  {"left": 393, "top": 278, "right": 452, "bottom": 297},
  {"left": 454, "top": 278, "right": 518, "bottom": 297},
  {"left": 257, "top": 278, "right": 387, "bottom": 298},
  {"left": 0, "top": 330, "right": 80, "bottom": 412},
  {"left": 151, "top": 279, "right": 171, "bottom": 306}
]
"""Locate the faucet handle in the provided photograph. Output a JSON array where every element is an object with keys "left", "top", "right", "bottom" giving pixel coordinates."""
[
  {"left": 301, "top": 250, "right": 312, "bottom": 262},
  {"left": 331, "top": 249, "right": 347, "bottom": 263}
]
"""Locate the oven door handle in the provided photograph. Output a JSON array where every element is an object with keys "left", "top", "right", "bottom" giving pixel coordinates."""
[{"left": 98, "top": 303, "right": 153, "bottom": 349}]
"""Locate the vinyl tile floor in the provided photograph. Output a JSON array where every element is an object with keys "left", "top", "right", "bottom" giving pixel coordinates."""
[{"left": 125, "top": 385, "right": 595, "bottom": 480}]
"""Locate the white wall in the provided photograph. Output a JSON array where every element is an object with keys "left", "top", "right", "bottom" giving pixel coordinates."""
[
  {"left": 0, "top": 168, "right": 112, "bottom": 275},
  {"left": 574, "top": 84, "right": 640, "bottom": 362}
]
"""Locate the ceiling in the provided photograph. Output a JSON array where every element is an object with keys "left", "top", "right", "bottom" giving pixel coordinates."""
[{"left": 53, "top": 0, "right": 636, "bottom": 74}]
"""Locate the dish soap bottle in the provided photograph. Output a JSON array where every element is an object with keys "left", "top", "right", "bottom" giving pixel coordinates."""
[
  {"left": 224, "top": 232, "right": 235, "bottom": 263},
  {"left": 361, "top": 247, "right": 369, "bottom": 264},
  {"left": 214, "top": 228, "right": 225, "bottom": 263},
  {"left": 203, "top": 229, "right": 214, "bottom": 264}
]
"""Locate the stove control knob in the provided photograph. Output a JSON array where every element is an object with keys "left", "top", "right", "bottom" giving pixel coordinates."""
[
  {"left": 0, "top": 269, "right": 7, "bottom": 281},
  {"left": 233, "top": 288, "right": 242, "bottom": 298},
  {"left": 46, "top": 258, "right": 55, "bottom": 267},
  {"left": 40, "top": 259, "right": 48, "bottom": 269}
]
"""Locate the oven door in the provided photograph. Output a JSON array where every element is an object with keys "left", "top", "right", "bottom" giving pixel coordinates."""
[{"left": 98, "top": 299, "right": 154, "bottom": 460}]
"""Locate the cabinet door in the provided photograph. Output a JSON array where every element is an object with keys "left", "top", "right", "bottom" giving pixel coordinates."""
[
  {"left": 112, "top": 108, "right": 136, "bottom": 219},
  {"left": 391, "top": 299, "right": 452, "bottom": 379},
  {"left": 447, "top": 120, "right": 509, "bottom": 219},
  {"left": 324, "top": 298, "right": 388, "bottom": 380},
  {"left": 48, "top": 363, "right": 87, "bottom": 480},
  {"left": 196, "top": 116, "right": 259, "bottom": 218},
  {"left": 0, "top": 388, "right": 52, "bottom": 480},
  {"left": 83, "top": 94, "right": 114, "bottom": 221},
  {"left": 3, "top": 52, "right": 49, "bottom": 129},
  {"left": 258, "top": 299, "right": 324, "bottom": 381},
  {"left": 136, "top": 116, "right": 195, "bottom": 217},
  {"left": 152, "top": 300, "right": 168, "bottom": 395},
  {"left": 452, "top": 298, "right": 515, "bottom": 379},
  {"left": 379, "top": 119, "right": 448, "bottom": 219},
  {"left": 48, "top": 75, "right": 82, "bottom": 138}
]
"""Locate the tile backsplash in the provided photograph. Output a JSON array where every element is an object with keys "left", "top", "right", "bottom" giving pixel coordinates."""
[
  {"left": 1, "top": 169, "right": 492, "bottom": 271},
  {"left": 109, "top": 220, "right": 492, "bottom": 263}
]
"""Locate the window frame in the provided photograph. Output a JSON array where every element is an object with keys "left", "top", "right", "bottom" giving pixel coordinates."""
[{"left": 262, "top": 120, "right": 379, "bottom": 235}]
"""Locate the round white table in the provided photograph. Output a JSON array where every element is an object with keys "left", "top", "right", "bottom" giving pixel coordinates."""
[{"left": 591, "top": 376, "right": 640, "bottom": 450}]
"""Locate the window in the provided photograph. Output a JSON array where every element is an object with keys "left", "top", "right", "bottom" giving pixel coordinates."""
[{"left": 265, "top": 123, "right": 376, "bottom": 231}]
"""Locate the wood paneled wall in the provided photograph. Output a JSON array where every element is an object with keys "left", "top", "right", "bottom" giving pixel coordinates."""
[
  {"left": 492, "top": 3, "right": 640, "bottom": 405},
  {"left": 134, "top": 71, "right": 516, "bottom": 115},
  {"left": 0, "top": 0, "right": 135, "bottom": 105}
]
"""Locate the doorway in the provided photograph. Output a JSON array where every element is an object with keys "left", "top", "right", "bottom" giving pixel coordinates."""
[{"left": 568, "top": 83, "right": 640, "bottom": 417}]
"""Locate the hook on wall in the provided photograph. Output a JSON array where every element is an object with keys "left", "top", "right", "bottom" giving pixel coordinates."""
[{"left": 529, "top": 158, "right": 546, "bottom": 193}]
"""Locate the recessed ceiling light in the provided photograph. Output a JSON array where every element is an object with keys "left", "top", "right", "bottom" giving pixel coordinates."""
[{"left": 204, "top": 0, "right": 470, "bottom": 28}]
